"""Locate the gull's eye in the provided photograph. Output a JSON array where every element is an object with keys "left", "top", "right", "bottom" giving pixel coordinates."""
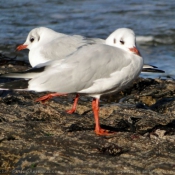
[
  {"left": 30, "top": 37, "right": 35, "bottom": 43},
  {"left": 120, "top": 40, "right": 124, "bottom": 45}
]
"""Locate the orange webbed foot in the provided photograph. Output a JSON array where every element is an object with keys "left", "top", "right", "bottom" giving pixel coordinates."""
[
  {"left": 35, "top": 93, "right": 67, "bottom": 103},
  {"left": 65, "top": 94, "right": 79, "bottom": 114},
  {"left": 35, "top": 95, "right": 52, "bottom": 103},
  {"left": 95, "top": 128, "right": 116, "bottom": 136},
  {"left": 66, "top": 109, "right": 76, "bottom": 114}
]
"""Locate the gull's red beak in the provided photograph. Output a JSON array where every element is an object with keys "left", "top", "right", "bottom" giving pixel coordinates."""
[
  {"left": 16, "top": 44, "right": 28, "bottom": 51},
  {"left": 129, "top": 47, "right": 141, "bottom": 56}
]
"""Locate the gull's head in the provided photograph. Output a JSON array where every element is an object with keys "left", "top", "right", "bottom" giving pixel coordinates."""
[
  {"left": 16, "top": 27, "right": 60, "bottom": 51},
  {"left": 105, "top": 28, "right": 141, "bottom": 56}
]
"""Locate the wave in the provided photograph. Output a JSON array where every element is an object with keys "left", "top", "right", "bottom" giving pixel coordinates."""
[{"left": 136, "top": 35, "right": 175, "bottom": 45}]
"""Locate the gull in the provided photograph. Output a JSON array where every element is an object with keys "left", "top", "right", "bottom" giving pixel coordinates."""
[
  {"left": 1, "top": 28, "right": 143, "bottom": 135},
  {"left": 16, "top": 27, "right": 164, "bottom": 113}
]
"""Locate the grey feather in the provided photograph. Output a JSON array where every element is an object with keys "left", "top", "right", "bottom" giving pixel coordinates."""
[
  {"left": 40, "top": 35, "right": 105, "bottom": 61},
  {"left": 142, "top": 68, "right": 165, "bottom": 73}
]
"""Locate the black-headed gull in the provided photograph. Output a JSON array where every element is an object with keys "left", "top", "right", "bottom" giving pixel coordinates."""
[
  {"left": 1, "top": 28, "right": 143, "bottom": 135},
  {"left": 17, "top": 27, "right": 104, "bottom": 67}
]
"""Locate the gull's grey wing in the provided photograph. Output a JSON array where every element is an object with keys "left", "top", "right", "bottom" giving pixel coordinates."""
[
  {"left": 28, "top": 44, "right": 134, "bottom": 93},
  {"left": 40, "top": 35, "right": 105, "bottom": 61}
]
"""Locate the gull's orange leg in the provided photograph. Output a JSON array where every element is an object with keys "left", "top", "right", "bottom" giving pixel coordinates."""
[
  {"left": 36, "top": 93, "right": 79, "bottom": 114},
  {"left": 92, "top": 98, "right": 115, "bottom": 135},
  {"left": 66, "top": 94, "right": 79, "bottom": 114},
  {"left": 35, "top": 93, "right": 67, "bottom": 103}
]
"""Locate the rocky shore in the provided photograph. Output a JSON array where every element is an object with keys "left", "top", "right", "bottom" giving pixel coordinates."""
[{"left": 0, "top": 60, "right": 175, "bottom": 175}]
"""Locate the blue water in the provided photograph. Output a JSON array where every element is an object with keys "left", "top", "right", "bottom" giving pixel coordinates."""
[{"left": 0, "top": 0, "right": 175, "bottom": 78}]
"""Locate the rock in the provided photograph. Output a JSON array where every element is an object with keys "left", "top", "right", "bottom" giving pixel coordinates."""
[{"left": 0, "top": 63, "right": 175, "bottom": 174}]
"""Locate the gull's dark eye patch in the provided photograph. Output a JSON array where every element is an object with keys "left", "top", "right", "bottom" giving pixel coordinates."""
[
  {"left": 113, "top": 38, "right": 116, "bottom": 44},
  {"left": 30, "top": 37, "right": 35, "bottom": 43},
  {"left": 120, "top": 40, "right": 124, "bottom": 45}
]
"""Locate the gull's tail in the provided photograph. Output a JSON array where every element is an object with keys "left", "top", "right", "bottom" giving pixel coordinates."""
[
  {"left": 0, "top": 79, "right": 29, "bottom": 91},
  {"left": 0, "top": 66, "right": 45, "bottom": 79},
  {"left": 142, "top": 64, "right": 165, "bottom": 73},
  {"left": 0, "top": 66, "right": 45, "bottom": 90}
]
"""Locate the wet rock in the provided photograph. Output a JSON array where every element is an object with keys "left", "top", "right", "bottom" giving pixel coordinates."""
[{"left": 0, "top": 63, "right": 175, "bottom": 174}]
